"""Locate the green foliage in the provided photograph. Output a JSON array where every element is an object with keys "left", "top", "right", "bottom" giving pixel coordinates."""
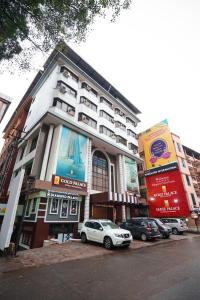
[{"left": 0, "top": 0, "right": 131, "bottom": 69}]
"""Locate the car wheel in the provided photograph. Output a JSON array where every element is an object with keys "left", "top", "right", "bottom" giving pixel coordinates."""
[
  {"left": 104, "top": 237, "right": 113, "bottom": 250},
  {"left": 81, "top": 233, "right": 87, "bottom": 243},
  {"left": 141, "top": 233, "right": 147, "bottom": 241},
  {"left": 172, "top": 228, "right": 179, "bottom": 235}
]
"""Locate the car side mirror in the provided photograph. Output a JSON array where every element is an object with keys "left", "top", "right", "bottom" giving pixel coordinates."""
[{"left": 99, "top": 227, "right": 103, "bottom": 231}]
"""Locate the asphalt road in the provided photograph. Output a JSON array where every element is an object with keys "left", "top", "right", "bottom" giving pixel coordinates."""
[{"left": 1, "top": 237, "right": 200, "bottom": 300}]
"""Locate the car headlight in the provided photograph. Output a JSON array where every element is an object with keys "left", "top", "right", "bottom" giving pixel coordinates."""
[{"left": 114, "top": 233, "right": 124, "bottom": 238}]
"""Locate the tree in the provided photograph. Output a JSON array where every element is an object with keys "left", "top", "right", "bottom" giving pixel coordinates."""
[{"left": 0, "top": 0, "right": 131, "bottom": 70}]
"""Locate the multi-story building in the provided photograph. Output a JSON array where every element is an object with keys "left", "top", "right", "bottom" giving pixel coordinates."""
[
  {"left": 182, "top": 145, "right": 200, "bottom": 205},
  {"left": 3, "top": 43, "right": 144, "bottom": 249}
]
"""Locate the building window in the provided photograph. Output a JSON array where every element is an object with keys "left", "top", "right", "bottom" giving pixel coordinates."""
[
  {"left": 116, "top": 135, "right": 127, "bottom": 146},
  {"left": 80, "top": 96, "right": 97, "bottom": 112},
  {"left": 31, "top": 198, "right": 38, "bottom": 214},
  {"left": 115, "top": 121, "right": 126, "bottom": 131},
  {"left": 25, "top": 162, "right": 33, "bottom": 176},
  {"left": 60, "top": 66, "right": 79, "bottom": 82},
  {"left": 181, "top": 158, "right": 186, "bottom": 168},
  {"left": 50, "top": 198, "right": 59, "bottom": 214},
  {"left": 115, "top": 108, "right": 125, "bottom": 118},
  {"left": 139, "top": 176, "right": 145, "bottom": 186},
  {"left": 110, "top": 164, "right": 115, "bottom": 192},
  {"left": 30, "top": 135, "right": 38, "bottom": 152},
  {"left": 186, "top": 175, "right": 191, "bottom": 186},
  {"left": 99, "top": 110, "right": 114, "bottom": 123},
  {"left": 127, "top": 129, "right": 137, "bottom": 138},
  {"left": 25, "top": 199, "right": 32, "bottom": 217},
  {"left": 60, "top": 199, "right": 69, "bottom": 218},
  {"left": 78, "top": 113, "right": 97, "bottom": 129},
  {"left": 177, "top": 142, "right": 182, "bottom": 152},
  {"left": 137, "top": 163, "right": 143, "bottom": 171},
  {"left": 191, "top": 193, "right": 196, "bottom": 206},
  {"left": 128, "top": 143, "right": 138, "bottom": 153},
  {"left": 53, "top": 97, "right": 75, "bottom": 116},
  {"left": 99, "top": 125, "right": 115, "bottom": 138},
  {"left": 81, "top": 82, "right": 97, "bottom": 97},
  {"left": 100, "top": 97, "right": 113, "bottom": 109},
  {"left": 126, "top": 117, "right": 136, "bottom": 127},
  {"left": 56, "top": 81, "right": 77, "bottom": 97},
  {"left": 19, "top": 146, "right": 25, "bottom": 160},
  {"left": 92, "top": 151, "right": 109, "bottom": 192}
]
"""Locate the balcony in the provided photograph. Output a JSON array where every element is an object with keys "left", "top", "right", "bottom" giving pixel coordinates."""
[
  {"left": 57, "top": 72, "right": 79, "bottom": 91},
  {"left": 53, "top": 89, "right": 77, "bottom": 109}
]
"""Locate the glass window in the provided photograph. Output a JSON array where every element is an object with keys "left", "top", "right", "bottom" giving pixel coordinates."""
[
  {"left": 100, "top": 97, "right": 113, "bottom": 109},
  {"left": 181, "top": 158, "right": 186, "bottom": 168},
  {"left": 78, "top": 113, "right": 97, "bottom": 129},
  {"left": 126, "top": 117, "right": 136, "bottom": 127},
  {"left": 50, "top": 198, "right": 59, "bottom": 214},
  {"left": 191, "top": 193, "right": 196, "bottom": 206},
  {"left": 177, "top": 142, "right": 182, "bottom": 152},
  {"left": 80, "top": 96, "right": 97, "bottom": 112},
  {"left": 99, "top": 110, "right": 114, "bottom": 123},
  {"left": 116, "top": 135, "right": 127, "bottom": 146},
  {"left": 186, "top": 175, "right": 191, "bottom": 186},
  {"left": 99, "top": 125, "right": 115, "bottom": 138},
  {"left": 30, "top": 135, "right": 38, "bottom": 152},
  {"left": 81, "top": 82, "right": 97, "bottom": 97},
  {"left": 127, "top": 129, "right": 137, "bottom": 138},
  {"left": 31, "top": 198, "right": 38, "bottom": 214},
  {"left": 57, "top": 81, "right": 77, "bottom": 97},
  {"left": 60, "top": 66, "right": 79, "bottom": 82},
  {"left": 92, "top": 151, "right": 109, "bottom": 192},
  {"left": 53, "top": 97, "right": 75, "bottom": 116}
]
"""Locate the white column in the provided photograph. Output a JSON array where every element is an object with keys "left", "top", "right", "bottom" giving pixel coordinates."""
[
  {"left": 84, "top": 138, "right": 92, "bottom": 220},
  {"left": 118, "top": 154, "right": 126, "bottom": 221},
  {"left": 40, "top": 124, "right": 54, "bottom": 180}
]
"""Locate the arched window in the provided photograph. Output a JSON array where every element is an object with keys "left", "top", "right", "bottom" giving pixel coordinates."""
[{"left": 92, "top": 151, "right": 109, "bottom": 191}]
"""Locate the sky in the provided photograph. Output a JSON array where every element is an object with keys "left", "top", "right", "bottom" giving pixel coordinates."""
[{"left": 0, "top": 0, "right": 200, "bottom": 152}]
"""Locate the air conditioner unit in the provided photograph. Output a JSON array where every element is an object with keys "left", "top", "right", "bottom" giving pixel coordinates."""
[
  {"left": 82, "top": 116, "right": 89, "bottom": 123},
  {"left": 63, "top": 70, "right": 70, "bottom": 78},
  {"left": 68, "top": 108, "right": 75, "bottom": 116},
  {"left": 85, "top": 101, "right": 90, "bottom": 106},
  {"left": 133, "top": 149, "right": 138, "bottom": 154},
  {"left": 87, "top": 86, "right": 91, "bottom": 92},
  {"left": 59, "top": 85, "right": 66, "bottom": 94},
  {"left": 111, "top": 119, "right": 115, "bottom": 124},
  {"left": 110, "top": 133, "right": 116, "bottom": 139}
]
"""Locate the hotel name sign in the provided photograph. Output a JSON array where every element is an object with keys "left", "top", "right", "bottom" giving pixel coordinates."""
[{"left": 52, "top": 175, "right": 87, "bottom": 192}]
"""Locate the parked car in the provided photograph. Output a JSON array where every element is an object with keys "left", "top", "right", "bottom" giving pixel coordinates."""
[
  {"left": 161, "top": 218, "right": 188, "bottom": 235},
  {"left": 120, "top": 218, "right": 161, "bottom": 241},
  {"left": 148, "top": 218, "right": 172, "bottom": 238},
  {"left": 80, "top": 219, "right": 132, "bottom": 249}
]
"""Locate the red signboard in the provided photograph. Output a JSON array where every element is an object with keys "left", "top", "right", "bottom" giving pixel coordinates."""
[{"left": 146, "top": 170, "right": 190, "bottom": 217}]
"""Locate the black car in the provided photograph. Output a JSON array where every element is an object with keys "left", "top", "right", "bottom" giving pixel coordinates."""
[
  {"left": 148, "top": 218, "right": 172, "bottom": 238},
  {"left": 120, "top": 218, "right": 161, "bottom": 241}
]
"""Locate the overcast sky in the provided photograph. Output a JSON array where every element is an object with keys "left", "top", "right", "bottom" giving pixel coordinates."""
[{"left": 0, "top": 0, "right": 200, "bottom": 152}]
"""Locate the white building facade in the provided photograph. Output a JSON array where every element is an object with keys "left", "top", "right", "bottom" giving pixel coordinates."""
[{"left": 10, "top": 44, "right": 143, "bottom": 248}]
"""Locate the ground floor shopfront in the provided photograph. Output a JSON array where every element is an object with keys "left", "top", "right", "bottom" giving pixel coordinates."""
[{"left": 17, "top": 189, "right": 147, "bottom": 249}]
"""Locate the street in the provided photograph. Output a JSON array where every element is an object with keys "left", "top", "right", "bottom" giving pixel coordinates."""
[{"left": 1, "top": 237, "right": 200, "bottom": 300}]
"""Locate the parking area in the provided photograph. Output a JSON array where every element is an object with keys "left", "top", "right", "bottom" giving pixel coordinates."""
[{"left": 0, "top": 232, "right": 199, "bottom": 275}]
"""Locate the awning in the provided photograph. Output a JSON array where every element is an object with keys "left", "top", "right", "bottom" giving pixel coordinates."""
[{"left": 90, "top": 192, "right": 139, "bottom": 205}]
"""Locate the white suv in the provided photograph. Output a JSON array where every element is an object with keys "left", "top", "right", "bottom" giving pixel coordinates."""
[
  {"left": 161, "top": 218, "right": 188, "bottom": 235},
  {"left": 80, "top": 219, "right": 132, "bottom": 249}
]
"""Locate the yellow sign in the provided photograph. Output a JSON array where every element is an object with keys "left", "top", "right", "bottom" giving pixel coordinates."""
[{"left": 140, "top": 120, "right": 177, "bottom": 170}]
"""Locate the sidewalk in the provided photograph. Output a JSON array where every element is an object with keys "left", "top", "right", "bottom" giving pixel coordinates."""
[{"left": 0, "top": 233, "right": 199, "bottom": 275}]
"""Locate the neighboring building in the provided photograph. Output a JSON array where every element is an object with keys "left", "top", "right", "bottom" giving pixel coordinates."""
[
  {"left": 3, "top": 43, "right": 144, "bottom": 249},
  {"left": 172, "top": 134, "right": 199, "bottom": 211},
  {"left": 182, "top": 145, "right": 200, "bottom": 205},
  {"left": 0, "top": 93, "right": 11, "bottom": 123},
  {"left": 0, "top": 75, "right": 42, "bottom": 226}
]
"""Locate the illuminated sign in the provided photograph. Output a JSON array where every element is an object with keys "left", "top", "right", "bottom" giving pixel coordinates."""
[
  {"left": 52, "top": 175, "right": 87, "bottom": 192},
  {"left": 146, "top": 170, "right": 190, "bottom": 217}
]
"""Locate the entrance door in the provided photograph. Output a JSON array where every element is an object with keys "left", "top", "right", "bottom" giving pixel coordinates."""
[{"left": 93, "top": 206, "right": 114, "bottom": 221}]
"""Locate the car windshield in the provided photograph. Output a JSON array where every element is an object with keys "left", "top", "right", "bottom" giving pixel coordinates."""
[
  {"left": 156, "top": 219, "right": 165, "bottom": 225},
  {"left": 101, "top": 221, "right": 119, "bottom": 229},
  {"left": 147, "top": 221, "right": 157, "bottom": 228}
]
